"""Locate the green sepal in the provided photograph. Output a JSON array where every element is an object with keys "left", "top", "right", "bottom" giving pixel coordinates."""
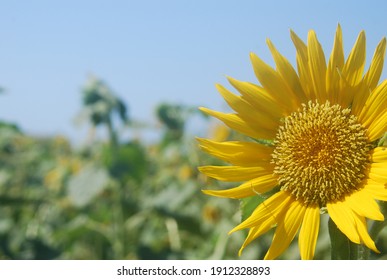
[{"left": 240, "top": 195, "right": 266, "bottom": 222}]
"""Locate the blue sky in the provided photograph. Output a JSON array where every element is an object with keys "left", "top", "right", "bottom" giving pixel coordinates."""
[{"left": 1, "top": 0, "right": 387, "bottom": 143}]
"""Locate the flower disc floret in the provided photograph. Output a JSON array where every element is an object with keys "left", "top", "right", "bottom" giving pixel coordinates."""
[{"left": 272, "top": 101, "right": 371, "bottom": 206}]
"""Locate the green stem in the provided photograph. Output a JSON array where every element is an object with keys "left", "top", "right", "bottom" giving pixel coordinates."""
[
  {"left": 112, "top": 181, "right": 126, "bottom": 259},
  {"left": 350, "top": 243, "right": 370, "bottom": 260},
  {"left": 106, "top": 117, "right": 118, "bottom": 147},
  {"left": 329, "top": 218, "right": 350, "bottom": 259}
]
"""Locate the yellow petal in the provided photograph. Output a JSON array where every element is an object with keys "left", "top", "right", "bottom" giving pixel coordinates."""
[
  {"left": 290, "top": 29, "right": 314, "bottom": 100},
  {"left": 250, "top": 52, "right": 298, "bottom": 114},
  {"left": 202, "top": 174, "right": 278, "bottom": 199},
  {"left": 366, "top": 110, "right": 387, "bottom": 142},
  {"left": 327, "top": 201, "right": 360, "bottom": 244},
  {"left": 368, "top": 162, "right": 387, "bottom": 185},
  {"left": 264, "top": 200, "right": 306, "bottom": 260},
  {"left": 359, "top": 80, "right": 387, "bottom": 128},
  {"left": 345, "top": 189, "right": 384, "bottom": 221},
  {"left": 353, "top": 213, "right": 380, "bottom": 253},
  {"left": 364, "top": 37, "right": 387, "bottom": 91},
  {"left": 197, "top": 138, "right": 273, "bottom": 166},
  {"left": 266, "top": 39, "right": 307, "bottom": 104},
  {"left": 298, "top": 205, "right": 320, "bottom": 260},
  {"left": 307, "top": 30, "right": 327, "bottom": 101},
  {"left": 326, "top": 24, "right": 344, "bottom": 104},
  {"left": 363, "top": 180, "right": 387, "bottom": 201},
  {"left": 350, "top": 80, "right": 371, "bottom": 118},
  {"left": 227, "top": 77, "right": 284, "bottom": 119},
  {"left": 199, "top": 107, "right": 274, "bottom": 139},
  {"left": 229, "top": 190, "right": 292, "bottom": 233},
  {"left": 328, "top": 197, "right": 380, "bottom": 251},
  {"left": 342, "top": 31, "right": 366, "bottom": 86},
  {"left": 371, "top": 146, "right": 387, "bottom": 163},
  {"left": 352, "top": 38, "right": 386, "bottom": 116},
  {"left": 216, "top": 84, "right": 280, "bottom": 132},
  {"left": 238, "top": 219, "right": 277, "bottom": 256},
  {"left": 198, "top": 165, "right": 272, "bottom": 182}
]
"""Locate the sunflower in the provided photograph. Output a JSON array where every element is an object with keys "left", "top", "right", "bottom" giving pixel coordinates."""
[{"left": 198, "top": 25, "right": 387, "bottom": 260}]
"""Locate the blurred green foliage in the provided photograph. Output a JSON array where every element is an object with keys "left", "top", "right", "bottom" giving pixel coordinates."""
[
  {"left": 0, "top": 77, "right": 242, "bottom": 260},
  {"left": 0, "top": 77, "right": 386, "bottom": 260}
]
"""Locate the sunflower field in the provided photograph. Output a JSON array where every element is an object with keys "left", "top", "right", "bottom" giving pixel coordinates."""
[
  {"left": 0, "top": 74, "right": 386, "bottom": 260},
  {"left": 0, "top": 76, "right": 242, "bottom": 260}
]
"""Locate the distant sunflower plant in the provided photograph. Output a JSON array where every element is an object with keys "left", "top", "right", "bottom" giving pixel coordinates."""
[{"left": 198, "top": 25, "right": 387, "bottom": 260}]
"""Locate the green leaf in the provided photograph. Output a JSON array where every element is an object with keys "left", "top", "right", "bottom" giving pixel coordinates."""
[
  {"left": 240, "top": 195, "right": 266, "bottom": 222},
  {"left": 101, "top": 141, "right": 147, "bottom": 183},
  {"left": 156, "top": 103, "right": 184, "bottom": 131},
  {"left": 79, "top": 76, "right": 129, "bottom": 129},
  {"left": 67, "top": 164, "right": 110, "bottom": 208}
]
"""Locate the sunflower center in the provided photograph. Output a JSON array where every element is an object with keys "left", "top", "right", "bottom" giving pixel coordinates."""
[{"left": 272, "top": 101, "right": 371, "bottom": 206}]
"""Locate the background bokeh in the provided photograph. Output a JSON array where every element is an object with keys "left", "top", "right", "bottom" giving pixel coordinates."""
[{"left": 0, "top": 0, "right": 387, "bottom": 259}]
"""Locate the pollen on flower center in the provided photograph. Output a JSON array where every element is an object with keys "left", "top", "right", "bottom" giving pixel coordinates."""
[{"left": 272, "top": 101, "right": 371, "bottom": 206}]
